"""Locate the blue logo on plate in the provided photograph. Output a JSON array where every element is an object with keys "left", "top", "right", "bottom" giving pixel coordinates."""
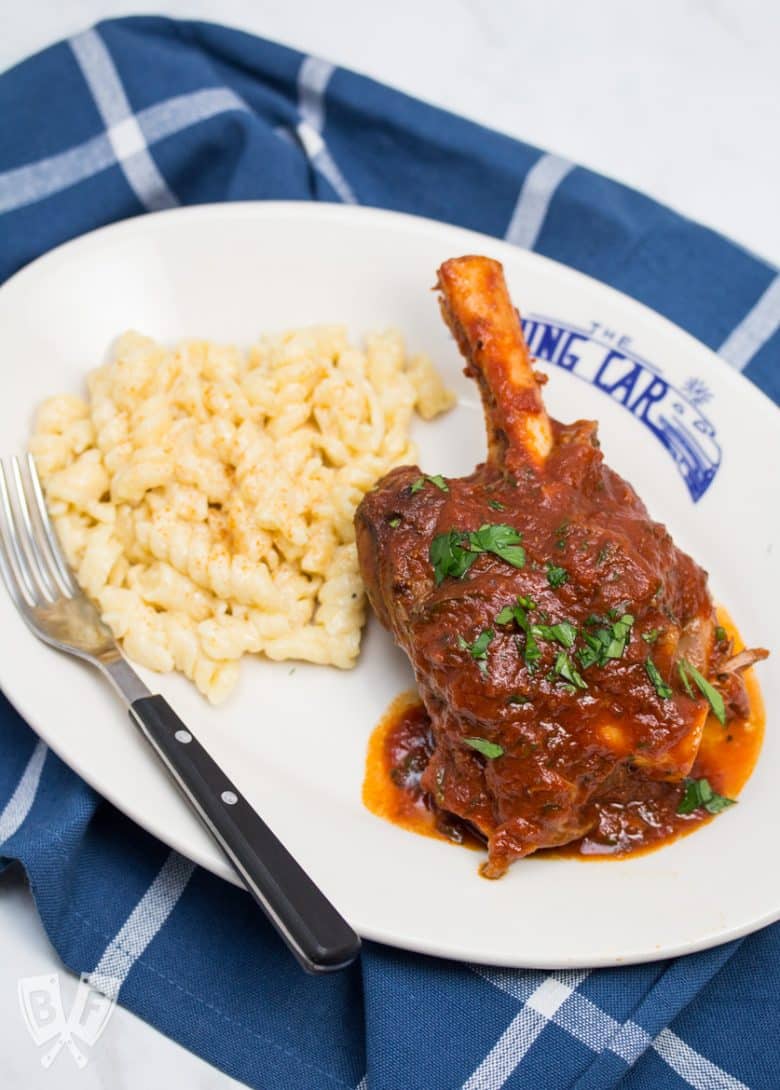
[{"left": 521, "top": 316, "right": 721, "bottom": 502}]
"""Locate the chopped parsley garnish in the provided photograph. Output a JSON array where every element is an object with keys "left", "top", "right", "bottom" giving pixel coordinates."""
[
  {"left": 533, "top": 621, "right": 578, "bottom": 649},
  {"left": 430, "top": 523, "right": 525, "bottom": 584},
  {"left": 715, "top": 625, "right": 728, "bottom": 644},
  {"left": 605, "top": 613, "right": 634, "bottom": 655},
  {"left": 487, "top": 499, "right": 506, "bottom": 511},
  {"left": 645, "top": 657, "right": 672, "bottom": 699},
  {"left": 678, "top": 659, "right": 726, "bottom": 725},
  {"left": 677, "top": 777, "right": 736, "bottom": 815},
  {"left": 584, "top": 613, "right": 609, "bottom": 627},
  {"left": 642, "top": 629, "right": 660, "bottom": 644},
  {"left": 469, "top": 524, "right": 526, "bottom": 567},
  {"left": 490, "top": 591, "right": 641, "bottom": 685},
  {"left": 577, "top": 614, "right": 634, "bottom": 668},
  {"left": 429, "top": 530, "right": 477, "bottom": 584},
  {"left": 546, "top": 564, "right": 569, "bottom": 588},
  {"left": 463, "top": 737, "right": 504, "bottom": 759},
  {"left": 411, "top": 474, "right": 449, "bottom": 494},
  {"left": 507, "top": 694, "right": 531, "bottom": 705},
  {"left": 596, "top": 544, "right": 610, "bottom": 565},
  {"left": 457, "top": 628, "right": 495, "bottom": 674},
  {"left": 553, "top": 651, "right": 588, "bottom": 690},
  {"left": 677, "top": 660, "right": 695, "bottom": 699},
  {"left": 495, "top": 597, "right": 540, "bottom": 668},
  {"left": 388, "top": 517, "right": 401, "bottom": 528},
  {"left": 578, "top": 638, "right": 601, "bottom": 669},
  {"left": 522, "top": 633, "right": 542, "bottom": 668}
]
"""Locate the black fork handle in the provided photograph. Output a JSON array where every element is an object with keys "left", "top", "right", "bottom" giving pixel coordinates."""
[{"left": 129, "top": 694, "right": 361, "bottom": 973}]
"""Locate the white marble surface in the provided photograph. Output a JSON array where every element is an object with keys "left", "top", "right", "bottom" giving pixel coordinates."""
[
  {"left": 0, "top": 866, "right": 245, "bottom": 1089},
  {"left": 0, "top": 2, "right": 777, "bottom": 1087}
]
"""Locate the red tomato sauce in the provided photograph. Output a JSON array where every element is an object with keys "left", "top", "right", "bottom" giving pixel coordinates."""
[{"left": 363, "top": 609, "right": 764, "bottom": 865}]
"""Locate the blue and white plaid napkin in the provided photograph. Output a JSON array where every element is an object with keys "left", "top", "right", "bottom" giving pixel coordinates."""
[{"left": 1, "top": 17, "right": 778, "bottom": 1090}]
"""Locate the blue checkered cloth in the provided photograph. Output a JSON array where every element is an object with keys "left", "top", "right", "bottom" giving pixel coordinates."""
[{"left": 1, "top": 16, "right": 778, "bottom": 1090}]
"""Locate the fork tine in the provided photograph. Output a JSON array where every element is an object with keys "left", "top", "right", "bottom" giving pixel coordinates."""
[
  {"left": 0, "top": 508, "right": 34, "bottom": 618},
  {"left": 22, "top": 454, "right": 78, "bottom": 597},
  {"left": 10, "top": 456, "right": 59, "bottom": 602},
  {"left": 0, "top": 462, "right": 39, "bottom": 607}
]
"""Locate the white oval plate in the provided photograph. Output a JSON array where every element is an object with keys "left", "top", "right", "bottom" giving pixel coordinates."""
[{"left": 0, "top": 203, "right": 777, "bottom": 968}]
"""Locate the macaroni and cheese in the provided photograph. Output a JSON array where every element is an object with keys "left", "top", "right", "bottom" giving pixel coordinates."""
[{"left": 30, "top": 327, "right": 453, "bottom": 702}]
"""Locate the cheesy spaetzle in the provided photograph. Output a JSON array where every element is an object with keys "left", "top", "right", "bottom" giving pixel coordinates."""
[{"left": 30, "top": 326, "right": 453, "bottom": 702}]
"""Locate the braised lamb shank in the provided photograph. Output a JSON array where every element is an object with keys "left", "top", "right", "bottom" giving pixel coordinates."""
[{"left": 356, "top": 256, "right": 762, "bottom": 876}]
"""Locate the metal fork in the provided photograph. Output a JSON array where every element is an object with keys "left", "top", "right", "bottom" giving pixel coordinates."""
[{"left": 0, "top": 453, "right": 360, "bottom": 974}]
